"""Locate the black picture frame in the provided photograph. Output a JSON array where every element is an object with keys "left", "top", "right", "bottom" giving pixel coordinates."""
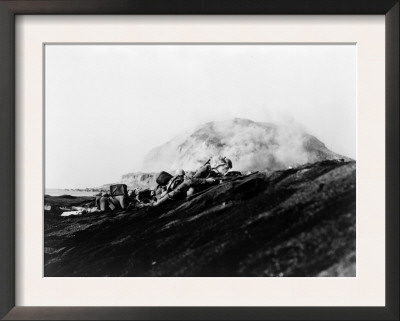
[{"left": 0, "top": 1, "right": 398, "bottom": 320}]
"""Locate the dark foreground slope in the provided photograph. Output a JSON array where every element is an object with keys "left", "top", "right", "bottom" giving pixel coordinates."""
[{"left": 44, "top": 160, "right": 356, "bottom": 277}]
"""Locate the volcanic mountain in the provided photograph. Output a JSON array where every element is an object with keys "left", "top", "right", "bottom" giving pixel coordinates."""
[{"left": 143, "top": 118, "right": 347, "bottom": 173}]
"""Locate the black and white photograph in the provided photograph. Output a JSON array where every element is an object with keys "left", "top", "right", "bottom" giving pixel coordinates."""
[{"left": 44, "top": 44, "right": 356, "bottom": 277}]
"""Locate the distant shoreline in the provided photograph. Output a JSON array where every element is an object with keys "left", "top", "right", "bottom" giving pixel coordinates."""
[{"left": 45, "top": 189, "right": 99, "bottom": 197}]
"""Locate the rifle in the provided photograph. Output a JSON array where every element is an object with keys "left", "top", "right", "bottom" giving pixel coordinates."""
[
  {"left": 186, "top": 171, "right": 260, "bottom": 201},
  {"left": 216, "top": 171, "right": 260, "bottom": 183}
]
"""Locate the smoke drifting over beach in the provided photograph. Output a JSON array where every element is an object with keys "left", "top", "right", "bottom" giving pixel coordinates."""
[
  {"left": 143, "top": 118, "right": 343, "bottom": 173},
  {"left": 45, "top": 45, "right": 355, "bottom": 188}
]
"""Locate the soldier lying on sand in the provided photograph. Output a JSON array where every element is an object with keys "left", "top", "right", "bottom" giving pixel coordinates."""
[{"left": 149, "top": 156, "right": 233, "bottom": 207}]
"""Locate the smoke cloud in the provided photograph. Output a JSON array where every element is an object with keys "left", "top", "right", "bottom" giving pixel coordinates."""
[{"left": 143, "top": 118, "right": 339, "bottom": 173}]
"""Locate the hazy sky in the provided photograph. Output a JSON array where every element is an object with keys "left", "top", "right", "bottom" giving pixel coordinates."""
[{"left": 45, "top": 44, "right": 356, "bottom": 188}]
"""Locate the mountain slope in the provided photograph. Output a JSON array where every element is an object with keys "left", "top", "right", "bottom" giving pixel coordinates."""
[{"left": 143, "top": 118, "right": 347, "bottom": 173}]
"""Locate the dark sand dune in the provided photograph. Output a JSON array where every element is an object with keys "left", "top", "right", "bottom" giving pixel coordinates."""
[{"left": 44, "top": 159, "right": 356, "bottom": 277}]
